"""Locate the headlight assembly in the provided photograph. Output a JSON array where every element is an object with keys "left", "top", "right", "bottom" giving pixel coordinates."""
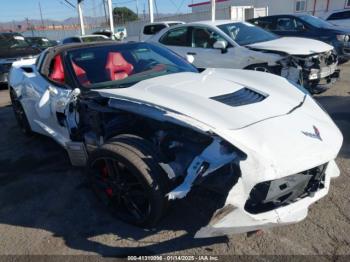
[{"left": 336, "top": 35, "right": 349, "bottom": 42}]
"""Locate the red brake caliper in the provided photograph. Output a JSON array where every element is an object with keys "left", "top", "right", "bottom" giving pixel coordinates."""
[{"left": 101, "top": 163, "right": 113, "bottom": 197}]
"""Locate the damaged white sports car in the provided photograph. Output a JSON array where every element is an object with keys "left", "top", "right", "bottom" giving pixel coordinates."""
[
  {"left": 9, "top": 42, "right": 343, "bottom": 238},
  {"left": 148, "top": 21, "right": 340, "bottom": 94}
]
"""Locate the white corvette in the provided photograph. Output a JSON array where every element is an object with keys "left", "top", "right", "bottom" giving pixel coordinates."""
[{"left": 8, "top": 42, "right": 342, "bottom": 238}]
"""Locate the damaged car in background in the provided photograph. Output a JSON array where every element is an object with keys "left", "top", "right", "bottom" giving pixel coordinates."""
[
  {"left": 9, "top": 42, "right": 343, "bottom": 238},
  {"left": 148, "top": 21, "right": 340, "bottom": 94}
]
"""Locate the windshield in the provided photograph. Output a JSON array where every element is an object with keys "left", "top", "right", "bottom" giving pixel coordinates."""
[
  {"left": 218, "top": 22, "right": 279, "bottom": 45},
  {"left": 0, "top": 34, "right": 29, "bottom": 49},
  {"left": 299, "top": 15, "right": 333, "bottom": 28},
  {"left": 68, "top": 42, "right": 198, "bottom": 89}
]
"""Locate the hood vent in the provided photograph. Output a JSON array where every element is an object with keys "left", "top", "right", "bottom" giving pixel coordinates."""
[{"left": 211, "top": 87, "right": 267, "bottom": 107}]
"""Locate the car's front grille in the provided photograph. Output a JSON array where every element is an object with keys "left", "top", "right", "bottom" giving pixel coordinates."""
[
  {"left": 244, "top": 163, "right": 328, "bottom": 214},
  {"left": 211, "top": 87, "right": 267, "bottom": 107}
]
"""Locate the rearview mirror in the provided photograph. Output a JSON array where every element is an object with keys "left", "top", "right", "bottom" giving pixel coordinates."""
[
  {"left": 186, "top": 54, "right": 195, "bottom": 64},
  {"left": 213, "top": 40, "right": 228, "bottom": 53}
]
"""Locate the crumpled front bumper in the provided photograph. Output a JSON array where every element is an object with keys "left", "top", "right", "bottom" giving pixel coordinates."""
[
  {"left": 308, "top": 69, "right": 340, "bottom": 94},
  {"left": 195, "top": 160, "right": 340, "bottom": 238}
]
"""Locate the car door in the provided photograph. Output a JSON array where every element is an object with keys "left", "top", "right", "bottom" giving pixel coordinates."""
[
  {"left": 186, "top": 26, "right": 240, "bottom": 69},
  {"left": 31, "top": 52, "right": 73, "bottom": 146}
]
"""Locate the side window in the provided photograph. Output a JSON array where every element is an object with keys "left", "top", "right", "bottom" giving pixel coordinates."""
[
  {"left": 48, "top": 54, "right": 66, "bottom": 85},
  {"left": 143, "top": 24, "right": 166, "bottom": 35},
  {"left": 276, "top": 17, "right": 304, "bottom": 31},
  {"left": 192, "top": 27, "right": 225, "bottom": 48},
  {"left": 159, "top": 27, "right": 190, "bottom": 47},
  {"left": 328, "top": 11, "right": 350, "bottom": 20},
  {"left": 62, "top": 37, "right": 80, "bottom": 44},
  {"left": 252, "top": 18, "right": 276, "bottom": 30}
]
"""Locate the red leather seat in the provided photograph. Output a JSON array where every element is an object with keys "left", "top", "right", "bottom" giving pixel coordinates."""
[
  {"left": 49, "top": 55, "right": 65, "bottom": 84},
  {"left": 72, "top": 62, "right": 90, "bottom": 86},
  {"left": 105, "top": 52, "right": 133, "bottom": 81}
]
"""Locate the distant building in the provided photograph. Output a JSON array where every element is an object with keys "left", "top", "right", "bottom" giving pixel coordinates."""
[{"left": 189, "top": 0, "right": 350, "bottom": 18}]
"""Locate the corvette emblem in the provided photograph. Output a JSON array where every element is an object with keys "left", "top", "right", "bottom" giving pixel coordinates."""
[{"left": 302, "top": 126, "right": 322, "bottom": 141}]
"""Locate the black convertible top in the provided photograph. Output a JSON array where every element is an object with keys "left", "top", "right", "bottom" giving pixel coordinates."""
[{"left": 47, "top": 41, "right": 129, "bottom": 56}]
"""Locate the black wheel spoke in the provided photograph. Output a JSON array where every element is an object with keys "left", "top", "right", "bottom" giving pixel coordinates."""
[
  {"left": 121, "top": 195, "right": 144, "bottom": 220},
  {"left": 105, "top": 159, "right": 121, "bottom": 183}
]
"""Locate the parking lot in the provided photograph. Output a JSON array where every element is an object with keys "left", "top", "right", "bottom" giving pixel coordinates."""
[{"left": 0, "top": 63, "right": 349, "bottom": 257}]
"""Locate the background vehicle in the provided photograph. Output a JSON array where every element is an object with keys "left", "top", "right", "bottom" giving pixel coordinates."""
[
  {"left": 323, "top": 10, "right": 350, "bottom": 28},
  {"left": 8, "top": 42, "right": 342, "bottom": 238},
  {"left": 0, "top": 32, "right": 40, "bottom": 84},
  {"left": 93, "top": 28, "right": 127, "bottom": 41},
  {"left": 62, "top": 34, "right": 109, "bottom": 44},
  {"left": 139, "top": 21, "right": 185, "bottom": 41},
  {"left": 148, "top": 20, "right": 339, "bottom": 94},
  {"left": 115, "top": 27, "right": 127, "bottom": 40},
  {"left": 249, "top": 14, "right": 350, "bottom": 63},
  {"left": 25, "top": 36, "right": 58, "bottom": 50}
]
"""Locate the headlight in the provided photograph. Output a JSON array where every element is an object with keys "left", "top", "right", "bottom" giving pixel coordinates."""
[{"left": 336, "top": 35, "right": 349, "bottom": 42}]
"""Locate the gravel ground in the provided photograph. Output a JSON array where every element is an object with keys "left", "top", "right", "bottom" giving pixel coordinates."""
[{"left": 0, "top": 63, "right": 349, "bottom": 257}]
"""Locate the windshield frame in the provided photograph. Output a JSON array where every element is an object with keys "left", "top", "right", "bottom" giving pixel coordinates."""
[
  {"left": 66, "top": 42, "right": 199, "bottom": 90},
  {"left": 217, "top": 21, "right": 280, "bottom": 46}
]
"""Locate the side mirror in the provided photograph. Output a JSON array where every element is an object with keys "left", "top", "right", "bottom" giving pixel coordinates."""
[
  {"left": 213, "top": 40, "right": 228, "bottom": 53},
  {"left": 186, "top": 54, "right": 195, "bottom": 64}
]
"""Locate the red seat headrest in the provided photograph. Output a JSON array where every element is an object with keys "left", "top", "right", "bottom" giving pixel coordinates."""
[
  {"left": 105, "top": 52, "right": 133, "bottom": 81},
  {"left": 72, "top": 62, "right": 90, "bottom": 86},
  {"left": 49, "top": 55, "right": 65, "bottom": 84}
]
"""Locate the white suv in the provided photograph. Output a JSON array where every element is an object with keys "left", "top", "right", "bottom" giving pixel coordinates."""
[
  {"left": 139, "top": 21, "right": 185, "bottom": 41},
  {"left": 148, "top": 20, "right": 339, "bottom": 94}
]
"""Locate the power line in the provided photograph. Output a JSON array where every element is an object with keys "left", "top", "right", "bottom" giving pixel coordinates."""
[
  {"left": 176, "top": 0, "right": 186, "bottom": 14},
  {"left": 63, "top": 0, "right": 76, "bottom": 8}
]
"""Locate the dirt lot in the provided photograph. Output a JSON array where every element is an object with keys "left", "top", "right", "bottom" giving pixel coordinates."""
[{"left": 0, "top": 63, "right": 349, "bottom": 258}]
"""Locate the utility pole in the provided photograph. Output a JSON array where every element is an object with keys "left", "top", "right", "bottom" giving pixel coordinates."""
[
  {"left": 106, "top": 0, "right": 114, "bottom": 35},
  {"left": 143, "top": 3, "right": 146, "bottom": 20},
  {"left": 77, "top": 0, "right": 85, "bottom": 35},
  {"left": 154, "top": 0, "right": 159, "bottom": 19},
  {"left": 25, "top": 18, "right": 34, "bottom": 36},
  {"left": 102, "top": 0, "right": 108, "bottom": 26},
  {"left": 148, "top": 0, "right": 154, "bottom": 23},
  {"left": 136, "top": 0, "right": 139, "bottom": 17},
  {"left": 211, "top": 0, "right": 216, "bottom": 21},
  {"left": 39, "top": 1, "right": 45, "bottom": 29}
]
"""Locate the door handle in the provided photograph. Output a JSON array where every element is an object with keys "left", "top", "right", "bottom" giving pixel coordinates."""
[{"left": 187, "top": 52, "right": 197, "bottom": 55}]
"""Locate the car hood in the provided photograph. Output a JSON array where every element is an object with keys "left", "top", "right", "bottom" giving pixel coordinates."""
[
  {"left": 0, "top": 47, "right": 40, "bottom": 60},
  {"left": 97, "top": 69, "right": 305, "bottom": 131},
  {"left": 246, "top": 37, "right": 333, "bottom": 55}
]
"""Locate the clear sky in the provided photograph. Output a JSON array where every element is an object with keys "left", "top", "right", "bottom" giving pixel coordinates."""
[{"left": 0, "top": 0, "right": 194, "bottom": 22}]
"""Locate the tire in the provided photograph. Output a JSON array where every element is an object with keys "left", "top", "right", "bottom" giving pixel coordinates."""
[
  {"left": 86, "top": 134, "right": 170, "bottom": 228},
  {"left": 9, "top": 88, "right": 32, "bottom": 136}
]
